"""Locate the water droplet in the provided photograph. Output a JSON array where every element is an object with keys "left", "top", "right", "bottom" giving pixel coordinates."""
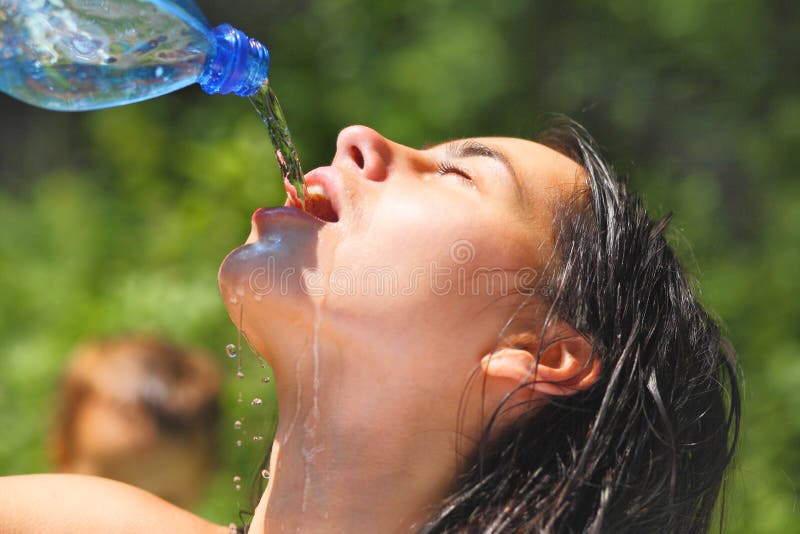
[
  {"left": 233, "top": 475, "right": 241, "bottom": 483},
  {"left": 234, "top": 484, "right": 241, "bottom": 491},
  {"left": 261, "top": 469, "right": 270, "bottom": 479},
  {"left": 261, "top": 376, "right": 271, "bottom": 383},
  {"left": 225, "top": 344, "right": 237, "bottom": 358},
  {"left": 235, "top": 439, "right": 243, "bottom": 447},
  {"left": 228, "top": 523, "right": 238, "bottom": 534},
  {"left": 253, "top": 435, "right": 264, "bottom": 441},
  {"left": 155, "top": 66, "right": 164, "bottom": 77},
  {"left": 251, "top": 397, "right": 263, "bottom": 406},
  {"left": 236, "top": 370, "right": 245, "bottom": 380},
  {"left": 237, "top": 393, "right": 243, "bottom": 404},
  {"left": 234, "top": 420, "right": 242, "bottom": 430}
]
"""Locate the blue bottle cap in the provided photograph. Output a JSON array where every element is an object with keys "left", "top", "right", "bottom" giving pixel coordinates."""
[{"left": 199, "top": 24, "right": 270, "bottom": 97}]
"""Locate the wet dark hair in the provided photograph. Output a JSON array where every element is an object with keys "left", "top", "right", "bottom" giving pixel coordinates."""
[{"left": 420, "top": 117, "right": 741, "bottom": 533}]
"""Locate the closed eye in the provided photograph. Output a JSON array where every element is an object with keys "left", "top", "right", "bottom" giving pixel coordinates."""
[{"left": 436, "top": 161, "right": 475, "bottom": 187}]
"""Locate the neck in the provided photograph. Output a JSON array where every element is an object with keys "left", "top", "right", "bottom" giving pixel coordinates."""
[{"left": 249, "top": 339, "right": 461, "bottom": 533}]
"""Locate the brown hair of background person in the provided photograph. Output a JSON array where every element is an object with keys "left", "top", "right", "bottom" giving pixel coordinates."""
[{"left": 51, "top": 335, "right": 222, "bottom": 508}]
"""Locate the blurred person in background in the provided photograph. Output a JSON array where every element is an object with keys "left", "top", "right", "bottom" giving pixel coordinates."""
[{"left": 50, "top": 335, "right": 222, "bottom": 509}]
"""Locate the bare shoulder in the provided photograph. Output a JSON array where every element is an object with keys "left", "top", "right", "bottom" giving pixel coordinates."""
[{"left": 0, "top": 474, "right": 229, "bottom": 534}]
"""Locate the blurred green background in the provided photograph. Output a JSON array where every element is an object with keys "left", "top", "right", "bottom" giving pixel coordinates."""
[{"left": 0, "top": 0, "right": 797, "bottom": 530}]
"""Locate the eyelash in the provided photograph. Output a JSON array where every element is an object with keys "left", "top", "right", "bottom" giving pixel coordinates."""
[{"left": 436, "top": 161, "right": 474, "bottom": 184}]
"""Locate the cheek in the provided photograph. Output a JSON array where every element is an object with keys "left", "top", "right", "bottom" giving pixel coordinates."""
[
  {"left": 325, "top": 186, "right": 536, "bottom": 334},
  {"left": 72, "top": 403, "right": 153, "bottom": 460},
  {"left": 362, "top": 189, "right": 482, "bottom": 262},
  {"left": 331, "top": 209, "right": 525, "bottom": 321},
  {"left": 343, "top": 209, "right": 472, "bottom": 298}
]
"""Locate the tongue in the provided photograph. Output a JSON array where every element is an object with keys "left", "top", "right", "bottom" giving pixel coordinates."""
[{"left": 305, "top": 193, "right": 338, "bottom": 222}]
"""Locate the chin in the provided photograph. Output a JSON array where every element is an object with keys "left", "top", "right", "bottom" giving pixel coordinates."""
[
  {"left": 218, "top": 180, "right": 341, "bottom": 354},
  {"left": 220, "top": 203, "right": 324, "bottom": 294},
  {"left": 218, "top": 243, "right": 324, "bottom": 358}
]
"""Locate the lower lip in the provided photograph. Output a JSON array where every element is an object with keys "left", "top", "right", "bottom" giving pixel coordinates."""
[
  {"left": 251, "top": 206, "right": 323, "bottom": 228},
  {"left": 246, "top": 206, "right": 323, "bottom": 243}
]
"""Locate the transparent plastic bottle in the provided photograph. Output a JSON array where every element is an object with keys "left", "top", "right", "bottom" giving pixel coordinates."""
[{"left": 0, "top": 0, "right": 270, "bottom": 111}]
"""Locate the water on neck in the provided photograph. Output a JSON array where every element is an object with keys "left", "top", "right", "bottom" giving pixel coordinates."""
[{"left": 249, "top": 82, "right": 305, "bottom": 207}]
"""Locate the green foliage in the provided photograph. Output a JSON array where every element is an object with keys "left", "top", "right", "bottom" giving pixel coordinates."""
[{"left": 0, "top": 0, "right": 797, "bottom": 529}]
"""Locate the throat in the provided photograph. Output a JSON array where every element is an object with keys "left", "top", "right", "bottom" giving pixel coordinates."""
[
  {"left": 253, "top": 379, "right": 460, "bottom": 534},
  {"left": 249, "top": 322, "right": 464, "bottom": 534},
  {"left": 257, "top": 426, "right": 456, "bottom": 534}
]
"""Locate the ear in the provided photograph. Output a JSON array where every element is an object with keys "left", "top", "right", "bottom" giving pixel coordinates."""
[{"left": 481, "top": 334, "right": 600, "bottom": 397}]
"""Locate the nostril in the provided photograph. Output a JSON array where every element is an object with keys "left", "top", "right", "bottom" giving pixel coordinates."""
[
  {"left": 335, "top": 125, "right": 390, "bottom": 182},
  {"left": 350, "top": 146, "right": 365, "bottom": 169}
]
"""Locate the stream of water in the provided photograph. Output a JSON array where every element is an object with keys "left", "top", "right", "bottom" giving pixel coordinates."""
[{"left": 248, "top": 82, "right": 305, "bottom": 207}]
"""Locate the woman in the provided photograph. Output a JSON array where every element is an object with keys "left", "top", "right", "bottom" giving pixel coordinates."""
[{"left": 0, "top": 118, "right": 739, "bottom": 533}]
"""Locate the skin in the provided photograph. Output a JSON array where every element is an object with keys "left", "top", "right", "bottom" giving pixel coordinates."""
[
  {"left": 61, "top": 398, "right": 211, "bottom": 507},
  {"left": 0, "top": 126, "right": 599, "bottom": 532},
  {"left": 0, "top": 474, "right": 228, "bottom": 534},
  {"left": 219, "top": 126, "right": 600, "bottom": 533}
]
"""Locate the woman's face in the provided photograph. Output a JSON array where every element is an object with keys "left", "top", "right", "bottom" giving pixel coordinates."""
[{"left": 219, "top": 126, "right": 583, "bottom": 386}]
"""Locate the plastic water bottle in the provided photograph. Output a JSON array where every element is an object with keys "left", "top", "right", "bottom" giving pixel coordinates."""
[{"left": 0, "top": 0, "right": 270, "bottom": 111}]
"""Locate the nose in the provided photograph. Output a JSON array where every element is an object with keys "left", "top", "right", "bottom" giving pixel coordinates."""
[{"left": 334, "top": 125, "right": 392, "bottom": 182}]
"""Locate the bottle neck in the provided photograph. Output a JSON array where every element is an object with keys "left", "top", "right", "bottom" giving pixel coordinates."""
[{"left": 198, "top": 24, "right": 270, "bottom": 97}]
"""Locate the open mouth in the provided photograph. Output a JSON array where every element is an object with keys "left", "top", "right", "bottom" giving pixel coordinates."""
[
  {"left": 303, "top": 184, "right": 339, "bottom": 223},
  {"left": 285, "top": 179, "right": 339, "bottom": 223}
]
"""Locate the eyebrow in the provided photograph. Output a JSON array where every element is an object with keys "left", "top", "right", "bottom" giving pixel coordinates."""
[
  {"left": 446, "top": 139, "right": 521, "bottom": 197},
  {"left": 445, "top": 140, "right": 518, "bottom": 183}
]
